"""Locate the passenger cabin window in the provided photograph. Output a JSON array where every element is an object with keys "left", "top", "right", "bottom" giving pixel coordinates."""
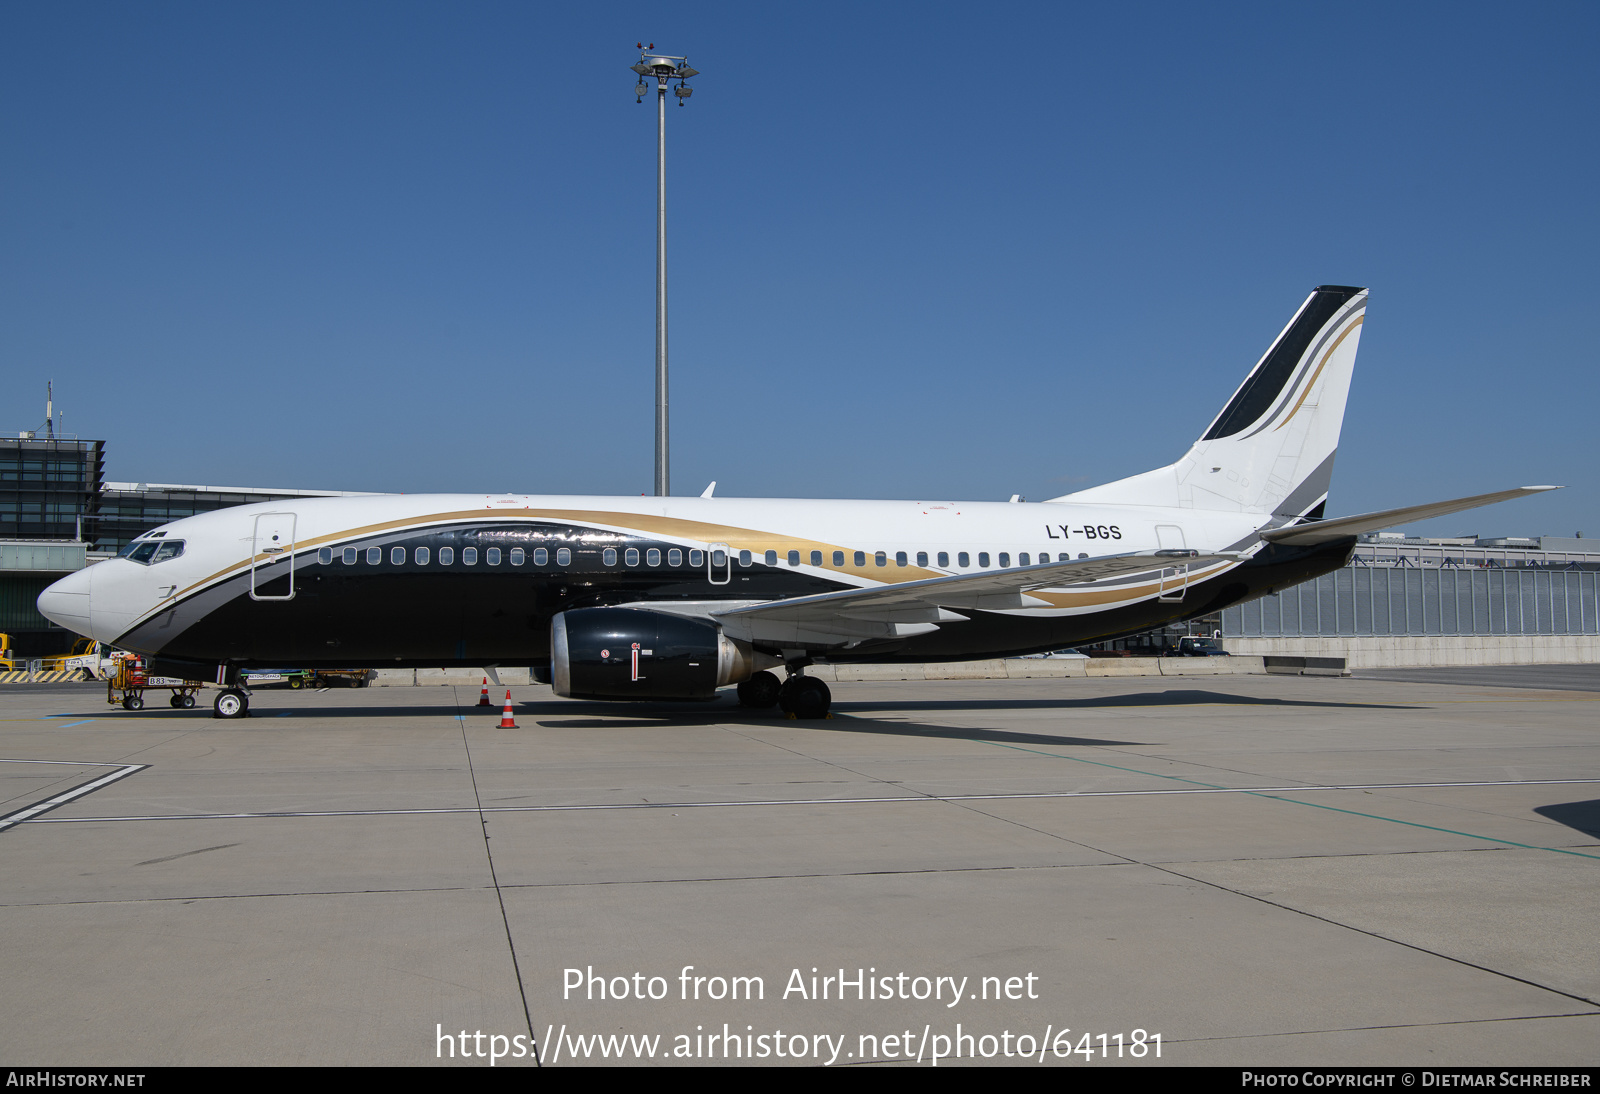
[
  {"left": 853, "top": 551, "right": 866, "bottom": 567},
  {"left": 533, "top": 548, "right": 547, "bottom": 565},
  {"left": 391, "top": 546, "right": 405, "bottom": 565},
  {"left": 318, "top": 547, "right": 333, "bottom": 565},
  {"left": 367, "top": 548, "right": 381, "bottom": 565},
  {"left": 415, "top": 547, "right": 430, "bottom": 565},
  {"left": 937, "top": 551, "right": 948, "bottom": 567},
  {"left": 556, "top": 548, "right": 571, "bottom": 566},
  {"left": 917, "top": 551, "right": 928, "bottom": 567},
  {"left": 511, "top": 548, "right": 525, "bottom": 565},
  {"left": 439, "top": 547, "right": 455, "bottom": 565},
  {"left": 343, "top": 547, "right": 358, "bottom": 565},
  {"left": 875, "top": 551, "right": 887, "bottom": 567},
  {"left": 625, "top": 548, "right": 639, "bottom": 566},
  {"left": 809, "top": 550, "right": 821, "bottom": 566},
  {"left": 958, "top": 552, "right": 970, "bottom": 568},
  {"left": 487, "top": 547, "right": 501, "bottom": 566},
  {"left": 738, "top": 550, "right": 751, "bottom": 566},
  {"left": 689, "top": 549, "right": 703, "bottom": 567},
  {"left": 999, "top": 553, "right": 1010, "bottom": 568},
  {"left": 463, "top": 547, "right": 478, "bottom": 565},
  {"left": 765, "top": 550, "right": 777, "bottom": 566},
  {"left": 895, "top": 551, "right": 907, "bottom": 567},
  {"left": 978, "top": 552, "right": 990, "bottom": 567},
  {"left": 604, "top": 548, "right": 618, "bottom": 566},
  {"left": 668, "top": 548, "right": 682, "bottom": 566},
  {"left": 833, "top": 551, "right": 845, "bottom": 567},
  {"left": 1019, "top": 553, "right": 1030, "bottom": 566},
  {"left": 647, "top": 548, "right": 660, "bottom": 566}
]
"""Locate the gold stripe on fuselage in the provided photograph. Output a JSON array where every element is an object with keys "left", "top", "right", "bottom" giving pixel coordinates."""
[{"left": 143, "top": 506, "right": 1223, "bottom": 631}]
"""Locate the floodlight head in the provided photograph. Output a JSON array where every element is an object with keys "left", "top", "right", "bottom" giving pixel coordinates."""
[
  {"left": 674, "top": 84, "right": 692, "bottom": 99},
  {"left": 635, "top": 80, "right": 649, "bottom": 101}
]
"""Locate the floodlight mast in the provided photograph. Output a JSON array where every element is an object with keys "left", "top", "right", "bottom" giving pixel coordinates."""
[{"left": 631, "top": 47, "right": 699, "bottom": 497}]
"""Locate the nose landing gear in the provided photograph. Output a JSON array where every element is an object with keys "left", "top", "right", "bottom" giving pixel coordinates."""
[{"left": 213, "top": 689, "right": 250, "bottom": 719}]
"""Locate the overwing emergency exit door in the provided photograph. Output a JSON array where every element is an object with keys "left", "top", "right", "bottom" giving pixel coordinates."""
[{"left": 707, "top": 543, "right": 731, "bottom": 585}]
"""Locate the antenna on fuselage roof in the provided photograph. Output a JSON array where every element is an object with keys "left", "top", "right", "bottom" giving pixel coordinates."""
[{"left": 701, "top": 481, "right": 716, "bottom": 498}]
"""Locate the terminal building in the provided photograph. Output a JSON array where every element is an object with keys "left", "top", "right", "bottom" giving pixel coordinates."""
[{"left": 1, "top": 432, "right": 371, "bottom": 655}]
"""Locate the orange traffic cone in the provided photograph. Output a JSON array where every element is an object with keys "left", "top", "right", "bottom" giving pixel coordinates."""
[
  {"left": 499, "top": 690, "right": 518, "bottom": 729},
  {"left": 478, "top": 678, "right": 491, "bottom": 706}
]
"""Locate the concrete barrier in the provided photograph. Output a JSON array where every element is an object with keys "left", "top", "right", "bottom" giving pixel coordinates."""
[
  {"left": 1263, "top": 656, "right": 1350, "bottom": 677},
  {"left": 1225, "top": 636, "right": 1600, "bottom": 670},
  {"left": 373, "top": 668, "right": 533, "bottom": 687},
  {"left": 1160, "top": 656, "right": 1267, "bottom": 676},
  {"left": 0, "top": 669, "right": 92, "bottom": 684},
  {"left": 1004, "top": 659, "right": 1089, "bottom": 679},
  {"left": 1085, "top": 657, "right": 1164, "bottom": 676}
]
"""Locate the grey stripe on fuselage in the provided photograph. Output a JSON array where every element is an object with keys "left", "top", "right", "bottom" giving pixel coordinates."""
[{"left": 1272, "top": 451, "right": 1338, "bottom": 520}]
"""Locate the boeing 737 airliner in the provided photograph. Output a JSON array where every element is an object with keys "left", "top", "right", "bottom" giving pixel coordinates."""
[{"left": 37, "top": 286, "right": 1553, "bottom": 718}]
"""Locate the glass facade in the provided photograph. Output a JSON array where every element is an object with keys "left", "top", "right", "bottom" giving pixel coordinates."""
[
  {"left": 1224, "top": 545, "right": 1600, "bottom": 638},
  {"left": 0, "top": 438, "right": 105, "bottom": 541}
]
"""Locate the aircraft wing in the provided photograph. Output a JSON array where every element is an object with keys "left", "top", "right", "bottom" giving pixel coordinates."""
[
  {"left": 1260, "top": 486, "right": 1560, "bottom": 546},
  {"left": 711, "top": 550, "right": 1238, "bottom": 647}
]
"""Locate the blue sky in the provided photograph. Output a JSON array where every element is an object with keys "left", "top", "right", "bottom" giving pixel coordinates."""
[{"left": 4, "top": 2, "right": 1596, "bottom": 539}]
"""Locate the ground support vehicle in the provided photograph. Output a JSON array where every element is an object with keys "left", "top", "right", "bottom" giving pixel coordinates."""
[
  {"left": 241, "top": 668, "right": 372, "bottom": 689},
  {"left": 105, "top": 653, "right": 204, "bottom": 711}
]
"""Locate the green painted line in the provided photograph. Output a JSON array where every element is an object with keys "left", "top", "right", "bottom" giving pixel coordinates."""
[{"left": 980, "top": 740, "right": 1600, "bottom": 862}]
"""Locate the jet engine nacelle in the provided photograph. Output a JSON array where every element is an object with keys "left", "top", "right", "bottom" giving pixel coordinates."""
[{"left": 551, "top": 607, "right": 777, "bottom": 701}]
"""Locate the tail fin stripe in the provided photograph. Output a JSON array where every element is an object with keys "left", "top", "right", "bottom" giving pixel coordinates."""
[
  {"left": 1268, "top": 313, "right": 1365, "bottom": 434},
  {"left": 1232, "top": 298, "right": 1364, "bottom": 441},
  {"left": 1202, "top": 287, "right": 1362, "bottom": 441}
]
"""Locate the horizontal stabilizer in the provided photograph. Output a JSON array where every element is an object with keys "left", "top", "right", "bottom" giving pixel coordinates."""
[
  {"left": 1259, "top": 486, "right": 1560, "bottom": 546},
  {"left": 714, "top": 550, "right": 1239, "bottom": 647}
]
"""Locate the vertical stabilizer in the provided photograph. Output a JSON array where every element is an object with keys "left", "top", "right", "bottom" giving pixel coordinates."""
[{"left": 1052, "top": 286, "right": 1367, "bottom": 519}]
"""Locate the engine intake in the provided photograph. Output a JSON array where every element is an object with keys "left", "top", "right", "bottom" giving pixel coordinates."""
[{"left": 551, "top": 607, "right": 775, "bottom": 701}]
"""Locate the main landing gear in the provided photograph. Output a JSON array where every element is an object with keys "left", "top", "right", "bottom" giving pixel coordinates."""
[
  {"left": 213, "top": 688, "right": 250, "bottom": 719},
  {"left": 737, "top": 668, "right": 831, "bottom": 719}
]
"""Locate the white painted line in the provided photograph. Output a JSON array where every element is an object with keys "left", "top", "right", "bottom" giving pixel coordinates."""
[
  {"left": 0, "top": 757, "right": 137, "bottom": 766},
  {"left": 16, "top": 777, "right": 1600, "bottom": 826},
  {"left": 0, "top": 759, "right": 149, "bottom": 833}
]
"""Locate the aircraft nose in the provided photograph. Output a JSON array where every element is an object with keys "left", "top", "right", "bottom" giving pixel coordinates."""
[{"left": 37, "top": 566, "right": 95, "bottom": 639}]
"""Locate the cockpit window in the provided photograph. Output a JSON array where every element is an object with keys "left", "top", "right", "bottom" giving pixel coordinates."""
[{"left": 118, "top": 538, "right": 185, "bottom": 565}]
